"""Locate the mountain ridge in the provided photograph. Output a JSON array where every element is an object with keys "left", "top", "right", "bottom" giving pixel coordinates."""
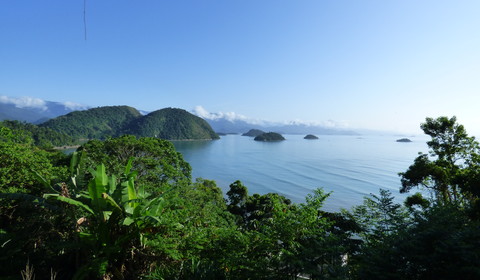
[
  {"left": 39, "top": 106, "right": 219, "bottom": 141},
  {"left": 0, "top": 96, "right": 89, "bottom": 123},
  {"left": 203, "top": 116, "right": 359, "bottom": 135},
  {"left": 1, "top": 96, "right": 359, "bottom": 136}
]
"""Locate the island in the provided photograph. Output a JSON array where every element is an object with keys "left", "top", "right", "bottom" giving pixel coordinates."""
[
  {"left": 254, "top": 132, "right": 285, "bottom": 142},
  {"left": 396, "top": 138, "right": 412, "bottom": 143},
  {"left": 304, "top": 134, "right": 319, "bottom": 140},
  {"left": 242, "top": 129, "right": 266, "bottom": 137}
]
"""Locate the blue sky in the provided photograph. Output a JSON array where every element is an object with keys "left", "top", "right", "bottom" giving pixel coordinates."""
[{"left": 1, "top": 1, "right": 480, "bottom": 135}]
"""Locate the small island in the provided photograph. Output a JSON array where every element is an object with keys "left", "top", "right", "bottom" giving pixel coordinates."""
[
  {"left": 254, "top": 132, "right": 285, "bottom": 142},
  {"left": 304, "top": 134, "right": 319, "bottom": 140},
  {"left": 396, "top": 138, "right": 412, "bottom": 143},
  {"left": 242, "top": 129, "right": 266, "bottom": 137}
]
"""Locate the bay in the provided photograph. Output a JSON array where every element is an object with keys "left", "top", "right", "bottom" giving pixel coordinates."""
[{"left": 173, "top": 134, "right": 429, "bottom": 212}]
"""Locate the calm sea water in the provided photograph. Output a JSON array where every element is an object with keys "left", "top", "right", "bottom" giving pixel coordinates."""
[{"left": 173, "top": 134, "right": 429, "bottom": 211}]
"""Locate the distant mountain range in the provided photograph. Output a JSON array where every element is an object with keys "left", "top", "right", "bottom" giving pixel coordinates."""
[
  {"left": 0, "top": 96, "right": 359, "bottom": 136},
  {"left": 204, "top": 117, "right": 358, "bottom": 135},
  {"left": 0, "top": 96, "right": 89, "bottom": 123},
  {"left": 193, "top": 106, "right": 358, "bottom": 135}
]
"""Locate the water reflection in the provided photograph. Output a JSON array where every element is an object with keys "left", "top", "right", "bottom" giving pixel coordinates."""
[{"left": 171, "top": 139, "right": 215, "bottom": 152}]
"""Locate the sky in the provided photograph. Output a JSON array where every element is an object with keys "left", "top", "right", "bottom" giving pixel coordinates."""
[{"left": 1, "top": 0, "right": 480, "bottom": 135}]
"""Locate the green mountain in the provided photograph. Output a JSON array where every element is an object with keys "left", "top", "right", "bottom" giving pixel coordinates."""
[
  {"left": 0, "top": 120, "right": 76, "bottom": 147},
  {"left": 40, "top": 106, "right": 141, "bottom": 140},
  {"left": 40, "top": 106, "right": 219, "bottom": 141},
  {"left": 124, "top": 108, "right": 220, "bottom": 140}
]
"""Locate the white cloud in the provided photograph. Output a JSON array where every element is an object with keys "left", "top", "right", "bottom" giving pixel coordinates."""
[
  {"left": 0, "top": 95, "right": 47, "bottom": 111},
  {"left": 0, "top": 95, "right": 89, "bottom": 112},
  {"left": 62, "top": 101, "right": 88, "bottom": 111},
  {"left": 192, "top": 105, "right": 350, "bottom": 129},
  {"left": 282, "top": 119, "right": 350, "bottom": 129},
  {"left": 192, "top": 105, "right": 250, "bottom": 122}
]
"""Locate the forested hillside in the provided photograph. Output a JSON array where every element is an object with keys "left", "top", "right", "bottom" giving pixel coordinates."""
[
  {"left": 124, "top": 108, "right": 219, "bottom": 140},
  {"left": 40, "top": 106, "right": 219, "bottom": 141},
  {"left": 1, "top": 116, "right": 480, "bottom": 279},
  {"left": 0, "top": 120, "right": 76, "bottom": 147},
  {"left": 40, "top": 106, "right": 142, "bottom": 140}
]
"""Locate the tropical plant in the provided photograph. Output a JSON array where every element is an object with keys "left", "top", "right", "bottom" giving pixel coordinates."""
[
  {"left": 44, "top": 158, "right": 166, "bottom": 279},
  {"left": 77, "top": 135, "right": 192, "bottom": 195}
]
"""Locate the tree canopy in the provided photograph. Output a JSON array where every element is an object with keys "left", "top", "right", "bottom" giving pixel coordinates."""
[
  {"left": 399, "top": 116, "right": 480, "bottom": 207},
  {"left": 1, "top": 116, "right": 480, "bottom": 279}
]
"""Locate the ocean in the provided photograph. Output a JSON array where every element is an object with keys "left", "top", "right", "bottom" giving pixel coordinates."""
[{"left": 172, "top": 134, "right": 429, "bottom": 212}]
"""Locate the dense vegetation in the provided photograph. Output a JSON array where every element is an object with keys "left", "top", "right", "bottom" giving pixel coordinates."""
[
  {"left": 40, "top": 106, "right": 142, "bottom": 140},
  {"left": 124, "top": 108, "right": 219, "bottom": 140},
  {"left": 0, "top": 120, "right": 76, "bottom": 147},
  {"left": 1, "top": 116, "right": 480, "bottom": 279},
  {"left": 40, "top": 106, "right": 219, "bottom": 141},
  {"left": 254, "top": 132, "right": 286, "bottom": 141}
]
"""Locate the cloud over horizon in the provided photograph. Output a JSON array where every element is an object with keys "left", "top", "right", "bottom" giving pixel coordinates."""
[
  {"left": 193, "top": 105, "right": 257, "bottom": 123},
  {"left": 0, "top": 95, "right": 88, "bottom": 111},
  {"left": 0, "top": 96, "right": 48, "bottom": 111},
  {"left": 192, "top": 105, "right": 350, "bottom": 129}
]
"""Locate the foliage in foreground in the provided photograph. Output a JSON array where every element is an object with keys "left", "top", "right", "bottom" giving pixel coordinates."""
[
  {"left": 1, "top": 116, "right": 480, "bottom": 279},
  {"left": 0, "top": 120, "right": 76, "bottom": 147}
]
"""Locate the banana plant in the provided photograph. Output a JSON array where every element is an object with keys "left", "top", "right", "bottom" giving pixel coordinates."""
[{"left": 43, "top": 157, "right": 165, "bottom": 279}]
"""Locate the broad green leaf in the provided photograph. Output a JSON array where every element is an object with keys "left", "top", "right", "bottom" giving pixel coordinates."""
[
  {"left": 107, "top": 174, "right": 117, "bottom": 195},
  {"left": 121, "top": 176, "right": 138, "bottom": 210},
  {"left": 88, "top": 164, "right": 108, "bottom": 211},
  {"left": 69, "top": 151, "right": 79, "bottom": 176},
  {"left": 43, "top": 194, "right": 94, "bottom": 215},
  {"left": 94, "top": 164, "right": 108, "bottom": 188},
  {"left": 124, "top": 157, "right": 134, "bottom": 175},
  {"left": 127, "top": 177, "right": 137, "bottom": 201},
  {"left": 32, "top": 169, "right": 57, "bottom": 193},
  {"left": 101, "top": 192, "right": 122, "bottom": 212},
  {"left": 102, "top": 210, "right": 112, "bottom": 221},
  {"left": 140, "top": 215, "right": 162, "bottom": 225},
  {"left": 71, "top": 176, "right": 77, "bottom": 188},
  {"left": 123, "top": 217, "right": 134, "bottom": 226}
]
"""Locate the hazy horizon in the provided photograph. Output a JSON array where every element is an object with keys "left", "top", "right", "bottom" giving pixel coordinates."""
[{"left": 1, "top": 1, "right": 479, "bottom": 135}]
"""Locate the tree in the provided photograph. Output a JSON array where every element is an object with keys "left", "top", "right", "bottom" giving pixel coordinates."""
[
  {"left": 77, "top": 135, "right": 192, "bottom": 194},
  {"left": 225, "top": 183, "right": 352, "bottom": 279},
  {"left": 347, "top": 189, "right": 409, "bottom": 245},
  {"left": 0, "top": 127, "right": 70, "bottom": 279},
  {"left": 399, "top": 116, "right": 480, "bottom": 206},
  {"left": 226, "top": 180, "right": 249, "bottom": 219},
  {"left": 352, "top": 204, "right": 480, "bottom": 280},
  {"left": 0, "top": 126, "right": 68, "bottom": 194}
]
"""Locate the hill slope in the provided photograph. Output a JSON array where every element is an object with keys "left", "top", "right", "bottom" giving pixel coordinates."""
[
  {"left": 40, "top": 106, "right": 219, "bottom": 141},
  {"left": 0, "top": 120, "right": 76, "bottom": 147},
  {"left": 0, "top": 97, "right": 89, "bottom": 123},
  {"left": 0, "top": 103, "right": 50, "bottom": 123},
  {"left": 125, "top": 108, "right": 219, "bottom": 140},
  {"left": 40, "top": 106, "right": 142, "bottom": 139}
]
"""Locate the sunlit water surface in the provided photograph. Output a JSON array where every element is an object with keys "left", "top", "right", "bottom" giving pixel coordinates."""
[{"left": 172, "top": 134, "right": 428, "bottom": 212}]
